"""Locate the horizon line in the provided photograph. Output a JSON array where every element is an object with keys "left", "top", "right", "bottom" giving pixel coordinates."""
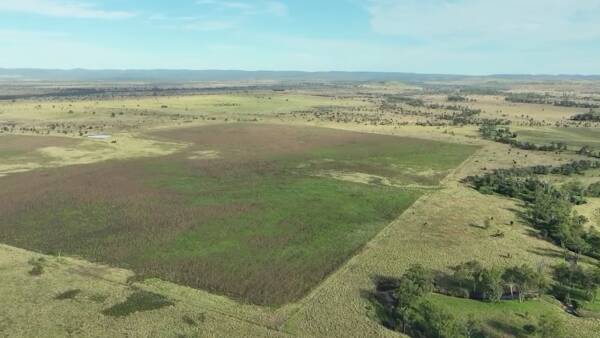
[{"left": 2, "top": 68, "right": 600, "bottom": 78}]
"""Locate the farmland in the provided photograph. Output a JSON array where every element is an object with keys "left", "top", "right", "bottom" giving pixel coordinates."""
[
  {"left": 0, "top": 123, "right": 476, "bottom": 306},
  {"left": 1, "top": 77, "right": 600, "bottom": 337}
]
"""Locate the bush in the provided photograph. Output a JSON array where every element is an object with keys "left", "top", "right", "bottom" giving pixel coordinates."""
[
  {"left": 28, "top": 257, "right": 45, "bottom": 276},
  {"left": 523, "top": 323, "right": 537, "bottom": 335},
  {"left": 586, "top": 182, "right": 600, "bottom": 197}
]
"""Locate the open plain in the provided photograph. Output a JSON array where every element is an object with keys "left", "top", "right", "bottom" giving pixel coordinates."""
[{"left": 1, "top": 76, "right": 600, "bottom": 337}]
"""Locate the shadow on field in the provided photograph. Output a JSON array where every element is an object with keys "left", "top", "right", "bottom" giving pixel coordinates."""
[
  {"left": 102, "top": 290, "right": 175, "bottom": 317},
  {"left": 487, "top": 319, "right": 524, "bottom": 337},
  {"left": 468, "top": 222, "right": 486, "bottom": 230},
  {"left": 361, "top": 275, "right": 401, "bottom": 330},
  {"left": 527, "top": 247, "right": 565, "bottom": 259},
  {"left": 504, "top": 206, "right": 529, "bottom": 223},
  {"left": 54, "top": 289, "right": 81, "bottom": 300}
]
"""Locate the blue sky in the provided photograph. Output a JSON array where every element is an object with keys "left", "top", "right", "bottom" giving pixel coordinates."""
[{"left": 1, "top": 0, "right": 600, "bottom": 74}]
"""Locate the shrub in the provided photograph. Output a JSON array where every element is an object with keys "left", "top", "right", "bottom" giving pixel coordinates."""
[
  {"left": 523, "top": 323, "right": 537, "bottom": 335},
  {"left": 28, "top": 257, "right": 46, "bottom": 276},
  {"left": 586, "top": 182, "right": 600, "bottom": 197}
]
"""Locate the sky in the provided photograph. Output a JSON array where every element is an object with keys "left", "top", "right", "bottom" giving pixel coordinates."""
[{"left": 1, "top": 0, "right": 600, "bottom": 75}]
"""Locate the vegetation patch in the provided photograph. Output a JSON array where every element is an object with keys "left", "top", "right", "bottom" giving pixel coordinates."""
[
  {"left": 368, "top": 263, "right": 574, "bottom": 337},
  {"left": 27, "top": 257, "right": 46, "bottom": 276},
  {"left": 466, "top": 163, "right": 600, "bottom": 259}
]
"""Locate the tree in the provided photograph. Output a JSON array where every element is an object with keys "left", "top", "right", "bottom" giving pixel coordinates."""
[
  {"left": 394, "top": 264, "right": 434, "bottom": 333},
  {"left": 480, "top": 268, "right": 504, "bottom": 302},
  {"left": 561, "top": 180, "right": 586, "bottom": 205},
  {"left": 411, "top": 301, "right": 464, "bottom": 338},
  {"left": 395, "top": 278, "right": 423, "bottom": 333},
  {"left": 586, "top": 182, "right": 600, "bottom": 197},
  {"left": 583, "top": 228, "right": 600, "bottom": 256},
  {"left": 404, "top": 264, "right": 434, "bottom": 294},
  {"left": 502, "top": 267, "right": 519, "bottom": 300},
  {"left": 503, "top": 264, "right": 546, "bottom": 302},
  {"left": 453, "top": 260, "right": 484, "bottom": 296},
  {"left": 528, "top": 188, "right": 573, "bottom": 241},
  {"left": 582, "top": 267, "right": 600, "bottom": 301}
]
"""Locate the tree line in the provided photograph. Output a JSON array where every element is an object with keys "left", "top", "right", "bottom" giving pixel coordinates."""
[
  {"left": 571, "top": 110, "right": 600, "bottom": 122},
  {"left": 370, "top": 264, "right": 569, "bottom": 337},
  {"left": 505, "top": 93, "right": 600, "bottom": 109},
  {"left": 466, "top": 165, "right": 600, "bottom": 259},
  {"left": 479, "top": 124, "right": 568, "bottom": 152}
]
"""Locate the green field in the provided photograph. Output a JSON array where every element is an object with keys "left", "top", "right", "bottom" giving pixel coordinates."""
[
  {"left": 515, "top": 127, "right": 600, "bottom": 151},
  {"left": 0, "top": 123, "right": 477, "bottom": 306},
  {"left": 426, "top": 294, "right": 566, "bottom": 336}
]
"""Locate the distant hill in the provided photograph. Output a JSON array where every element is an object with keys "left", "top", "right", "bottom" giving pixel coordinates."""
[{"left": 0, "top": 68, "right": 599, "bottom": 83}]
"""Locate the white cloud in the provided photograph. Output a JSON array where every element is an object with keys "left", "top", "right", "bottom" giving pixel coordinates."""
[
  {"left": 264, "top": 1, "right": 288, "bottom": 17},
  {"left": 182, "top": 20, "right": 237, "bottom": 31},
  {"left": 196, "top": 0, "right": 288, "bottom": 17},
  {"left": 0, "top": 0, "right": 135, "bottom": 19},
  {"left": 150, "top": 1, "right": 288, "bottom": 32},
  {"left": 147, "top": 14, "right": 237, "bottom": 31},
  {"left": 367, "top": 0, "right": 600, "bottom": 44}
]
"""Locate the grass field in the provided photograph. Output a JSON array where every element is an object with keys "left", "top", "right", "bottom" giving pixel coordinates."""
[
  {"left": 426, "top": 294, "right": 569, "bottom": 336},
  {"left": 0, "top": 123, "right": 476, "bottom": 306},
  {"left": 0, "top": 93, "right": 370, "bottom": 123},
  {"left": 515, "top": 126, "right": 600, "bottom": 151}
]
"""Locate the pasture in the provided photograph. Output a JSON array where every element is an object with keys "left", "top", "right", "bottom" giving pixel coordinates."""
[
  {"left": 0, "top": 123, "right": 476, "bottom": 306},
  {"left": 515, "top": 127, "right": 600, "bottom": 151},
  {"left": 0, "top": 133, "right": 183, "bottom": 177},
  {"left": 2, "top": 79, "right": 600, "bottom": 337}
]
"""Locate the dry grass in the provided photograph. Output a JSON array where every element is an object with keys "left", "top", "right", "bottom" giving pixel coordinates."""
[
  {"left": 0, "top": 245, "right": 287, "bottom": 337},
  {"left": 2, "top": 83, "right": 600, "bottom": 336},
  {"left": 283, "top": 145, "right": 600, "bottom": 337},
  {"left": 0, "top": 133, "right": 185, "bottom": 176}
]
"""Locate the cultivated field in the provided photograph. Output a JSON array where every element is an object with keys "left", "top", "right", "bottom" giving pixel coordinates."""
[
  {"left": 2, "top": 78, "right": 600, "bottom": 337},
  {"left": 0, "top": 123, "right": 476, "bottom": 306}
]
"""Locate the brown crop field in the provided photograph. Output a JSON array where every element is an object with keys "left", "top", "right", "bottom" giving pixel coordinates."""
[
  {"left": 0, "top": 123, "right": 476, "bottom": 306},
  {"left": 0, "top": 134, "right": 80, "bottom": 158}
]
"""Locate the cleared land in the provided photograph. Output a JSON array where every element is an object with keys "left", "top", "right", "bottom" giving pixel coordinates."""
[
  {"left": 2, "top": 79, "right": 600, "bottom": 337},
  {"left": 0, "top": 133, "right": 183, "bottom": 176},
  {"left": 515, "top": 127, "right": 600, "bottom": 151},
  {"left": 0, "top": 123, "right": 476, "bottom": 306}
]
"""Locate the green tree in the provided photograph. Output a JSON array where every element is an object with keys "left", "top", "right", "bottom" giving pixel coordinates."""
[
  {"left": 528, "top": 188, "right": 573, "bottom": 241},
  {"left": 503, "top": 264, "right": 547, "bottom": 302},
  {"left": 394, "top": 264, "right": 434, "bottom": 333},
  {"left": 586, "top": 182, "right": 600, "bottom": 197},
  {"left": 480, "top": 268, "right": 504, "bottom": 302},
  {"left": 561, "top": 180, "right": 586, "bottom": 205},
  {"left": 582, "top": 267, "right": 600, "bottom": 301},
  {"left": 412, "top": 301, "right": 464, "bottom": 338},
  {"left": 395, "top": 278, "right": 423, "bottom": 333},
  {"left": 453, "top": 260, "right": 484, "bottom": 295}
]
